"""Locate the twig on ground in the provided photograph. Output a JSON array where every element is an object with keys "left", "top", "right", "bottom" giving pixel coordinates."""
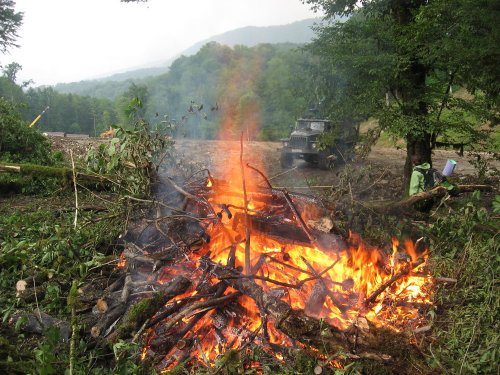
[
  {"left": 268, "top": 166, "right": 298, "bottom": 181},
  {"left": 70, "top": 150, "right": 79, "bottom": 229}
]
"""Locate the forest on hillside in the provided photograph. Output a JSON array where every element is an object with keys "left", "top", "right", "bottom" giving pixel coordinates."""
[{"left": 0, "top": 42, "right": 320, "bottom": 140}]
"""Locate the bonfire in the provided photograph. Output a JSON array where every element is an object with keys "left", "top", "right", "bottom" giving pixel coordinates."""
[{"left": 89, "top": 138, "right": 434, "bottom": 373}]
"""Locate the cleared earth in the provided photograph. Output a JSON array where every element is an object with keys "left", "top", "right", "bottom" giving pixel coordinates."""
[
  {"left": 172, "top": 139, "right": 496, "bottom": 198},
  {"left": 49, "top": 136, "right": 497, "bottom": 200}
]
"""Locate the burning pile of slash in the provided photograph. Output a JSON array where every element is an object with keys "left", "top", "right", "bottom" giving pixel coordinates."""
[{"left": 77, "top": 142, "right": 436, "bottom": 374}]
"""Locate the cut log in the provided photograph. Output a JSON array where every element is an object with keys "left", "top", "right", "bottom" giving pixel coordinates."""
[
  {"left": 0, "top": 162, "right": 110, "bottom": 185},
  {"left": 15, "top": 284, "right": 46, "bottom": 303},
  {"left": 9, "top": 309, "right": 70, "bottom": 342},
  {"left": 90, "top": 302, "right": 127, "bottom": 338}
]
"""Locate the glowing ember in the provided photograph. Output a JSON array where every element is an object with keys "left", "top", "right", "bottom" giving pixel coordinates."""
[{"left": 116, "top": 252, "right": 127, "bottom": 268}]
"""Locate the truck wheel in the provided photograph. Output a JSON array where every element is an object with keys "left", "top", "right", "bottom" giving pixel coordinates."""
[
  {"left": 318, "top": 152, "right": 330, "bottom": 170},
  {"left": 280, "top": 152, "right": 293, "bottom": 168}
]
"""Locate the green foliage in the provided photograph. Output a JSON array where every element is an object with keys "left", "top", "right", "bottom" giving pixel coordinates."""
[
  {"left": 424, "top": 194, "right": 499, "bottom": 374},
  {"left": 21, "top": 86, "right": 120, "bottom": 136},
  {"left": 493, "top": 195, "right": 500, "bottom": 213},
  {"left": 112, "top": 340, "right": 144, "bottom": 375},
  {"left": 467, "top": 151, "right": 499, "bottom": 182},
  {"left": 0, "top": 191, "right": 128, "bottom": 373},
  {"left": 0, "top": 201, "right": 124, "bottom": 317},
  {"left": 0, "top": 67, "right": 120, "bottom": 136},
  {"left": 33, "top": 326, "right": 62, "bottom": 375},
  {"left": 0, "top": 98, "right": 53, "bottom": 164},
  {"left": 0, "top": 0, "right": 23, "bottom": 54},
  {"left": 85, "top": 99, "right": 174, "bottom": 197},
  {"left": 304, "top": 0, "right": 499, "bottom": 181},
  {"left": 135, "top": 42, "right": 318, "bottom": 140},
  {"left": 317, "top": 127, "right": 339, "bottom": 151}
]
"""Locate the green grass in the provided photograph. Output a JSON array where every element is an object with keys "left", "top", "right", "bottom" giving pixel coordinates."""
[{"left": 423, "top": 194, "right": 499, "bottom": 374}]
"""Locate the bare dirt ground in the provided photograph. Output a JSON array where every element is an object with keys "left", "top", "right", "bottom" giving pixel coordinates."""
[
  {"left": 49, "top": 136, "right": 498, "bottom": 201},
  {"left": 172, "top": 139, "right": 498, "bottom": 199}
]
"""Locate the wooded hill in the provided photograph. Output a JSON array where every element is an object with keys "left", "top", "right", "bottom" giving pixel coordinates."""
[
  {"left": 1, "top": 42, "right": 320, "bottom": 140},
  {"left": 54, "top": 18, "right": 321, "bottom": 90}
]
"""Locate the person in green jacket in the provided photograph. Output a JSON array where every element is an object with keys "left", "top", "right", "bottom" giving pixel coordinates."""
[
  {"left": 409, "top": 155, "right": 434, "bottom": 212},
  {"left": 409, "top": 155, "right": 430, "bottom": 196}
]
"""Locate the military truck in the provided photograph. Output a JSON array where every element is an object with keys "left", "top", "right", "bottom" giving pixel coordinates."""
[{"left": 279, "top": 118, "right": 355, "bottom": 169}]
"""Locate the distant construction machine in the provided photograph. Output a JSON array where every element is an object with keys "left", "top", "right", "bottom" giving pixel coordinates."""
[{"left": 29, "top": 106, "right": 50, "bottom": 128}]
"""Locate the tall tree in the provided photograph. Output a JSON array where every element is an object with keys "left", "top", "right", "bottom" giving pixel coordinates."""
[
  {"left": 303, "top": 0, "right": 499, "bottom": 190},
  {"left": 0, "top": 0, "right": 22, "bottom": 55}
]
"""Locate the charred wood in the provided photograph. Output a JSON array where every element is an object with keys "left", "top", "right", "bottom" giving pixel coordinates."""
[
  {"left": 105, "top": 275, "right": 191, "bottom": 346},
  {"left": 305, "top": 281, "right": 327, "bottom": 317},
  {"left": 300, "top": 256, "right": 347, "bottom": 315}
]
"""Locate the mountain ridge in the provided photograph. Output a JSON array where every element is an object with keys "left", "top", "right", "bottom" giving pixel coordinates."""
[{"left": 54, "top": 17, "right": 321, "bottom": 92}]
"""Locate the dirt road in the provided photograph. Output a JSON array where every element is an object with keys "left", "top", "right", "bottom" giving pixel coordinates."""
[
  {"left": 49, "top": 136, "right": 496, "bottom": 199},
  {"left": 173, "top": 139, "right": 495, "bottom": 197}
]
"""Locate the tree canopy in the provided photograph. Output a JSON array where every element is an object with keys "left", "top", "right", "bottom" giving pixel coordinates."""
[
  {"left": 303, "top": 0, "right": 499, "bottom": 187},
  {"left": 0, "top": 0, "right": 22, "bottom": 55}
]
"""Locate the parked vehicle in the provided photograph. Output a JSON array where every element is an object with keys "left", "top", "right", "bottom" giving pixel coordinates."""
[{"left": 279, "top": 118, "right": 355, "bottom": 169}]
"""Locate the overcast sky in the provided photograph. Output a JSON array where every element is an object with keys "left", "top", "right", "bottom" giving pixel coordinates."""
[{"left": 1, "top": 0, "right": 320, "bottom": 86}]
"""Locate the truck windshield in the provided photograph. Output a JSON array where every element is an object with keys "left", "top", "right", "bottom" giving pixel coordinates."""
[
  {"left": 296, "top": 121, "right": 309, "bottom": 130},
  {"left": 295, "top": 120, "right": 328, "bottom": 131},
  {"left": 310, "top": 122, "right": 325, "bottom": 131}
]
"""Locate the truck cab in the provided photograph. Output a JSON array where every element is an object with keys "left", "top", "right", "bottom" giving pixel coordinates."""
[{"left": 280, "top": 118, "right": 355, "bottom": 169}]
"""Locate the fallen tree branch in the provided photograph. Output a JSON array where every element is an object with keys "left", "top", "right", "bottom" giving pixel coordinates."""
[
  {"left": 364, "top": 259, "right": 425, "bottom": 306},
  {"left": 0, "top": 162, "right": 109, "bottom": 185},
  {"left": 398, "top": 184, "right": 493, "bottom": 208},
  {"left": 359, "top": 184, "right": 495, "bottom": 215}
]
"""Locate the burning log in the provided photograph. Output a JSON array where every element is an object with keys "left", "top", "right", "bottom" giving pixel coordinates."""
[
  {"left": 150, "top": 291, "right": 241, "bottom": 340},
  {"left": 149, "top": 292, "right": 241, "bottom": 360},
  {"left": 300, "top": 256, "right": 347, "bottom": 315},
  {"left": 233, "top": 213, "right": 347, "bottom": 251},
  {"left": 305, "top": 281, "right": 327, "bottom": 316},
  {"left": 199, "top": 257, "right": 346, "bottom": 350}
]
